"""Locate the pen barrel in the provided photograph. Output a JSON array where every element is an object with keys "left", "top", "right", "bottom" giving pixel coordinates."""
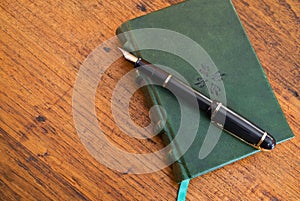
[
  {"left": 135, "top": 59, "right": 212, "bottom": 111},
  {"left": 134, "top": 58, "right": 276, "bottom": 150},
  {"left": 207, "top": 101, "right": 276, "bottom": 150}
]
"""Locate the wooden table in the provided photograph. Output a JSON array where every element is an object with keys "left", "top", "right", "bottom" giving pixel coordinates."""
[{"left": 1, "top": 0, "right": 299, "bottom": 200}]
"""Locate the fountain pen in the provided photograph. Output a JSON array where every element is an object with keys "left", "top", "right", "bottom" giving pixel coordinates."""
[{"left": 118, "top": 48, "right": 276, "bottom": 150}]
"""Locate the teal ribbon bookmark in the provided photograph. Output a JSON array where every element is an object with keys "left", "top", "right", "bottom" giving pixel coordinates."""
[{"left": 177, "top": 179, "right": 190, "bottom": 201}]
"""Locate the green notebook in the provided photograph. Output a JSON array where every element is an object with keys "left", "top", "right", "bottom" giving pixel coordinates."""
[{"left": 116, "top": 0, "right": 294, "bottom": 183}]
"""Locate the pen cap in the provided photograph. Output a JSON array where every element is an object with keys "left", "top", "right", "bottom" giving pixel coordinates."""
[{"left": 208, "top": 101, "right": 276, "bottom": 150}]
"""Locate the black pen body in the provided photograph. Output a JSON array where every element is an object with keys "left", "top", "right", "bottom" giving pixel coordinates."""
[
  {"left": 135, "top": 59, "right": 212, "bottom": 111},
  {"left": 207, "top": 101, "right": 276, "bottom": 150},
  {"left": 134, "top": 58, "right": 276, "bottom": 150}
]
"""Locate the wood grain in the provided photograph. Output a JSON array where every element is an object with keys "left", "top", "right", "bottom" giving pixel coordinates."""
[{"left": 0, "top": 0, "right": 299, "bottom": 200}]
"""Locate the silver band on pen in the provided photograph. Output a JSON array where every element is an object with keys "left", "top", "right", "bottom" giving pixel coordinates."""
[
  {"left": 163, "top": 74, "right": 172, "bottom": 88},
  {"left": 211, "top": 102, "right": 223, "bottom": 120}
]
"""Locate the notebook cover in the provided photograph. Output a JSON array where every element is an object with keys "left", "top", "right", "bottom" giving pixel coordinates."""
[{"left": 116, "top": 0, "right": 294, "bottom": 182}]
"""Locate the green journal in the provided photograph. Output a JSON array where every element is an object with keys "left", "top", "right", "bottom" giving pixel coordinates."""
[{"left": 116, "top": 0, "right": 294, "bottom": 183}]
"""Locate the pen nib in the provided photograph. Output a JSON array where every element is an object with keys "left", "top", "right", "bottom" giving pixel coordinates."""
[
  {"left": 118, "top": 47, "right": 127, "bottom": 55},
  {"left": 118, "top": 47, "right": 139, "bottom": 63}
]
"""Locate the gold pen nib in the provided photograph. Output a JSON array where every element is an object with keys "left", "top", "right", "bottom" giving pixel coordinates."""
[{"left": 118, "top": 47, "right": 139, "bottom": 63}]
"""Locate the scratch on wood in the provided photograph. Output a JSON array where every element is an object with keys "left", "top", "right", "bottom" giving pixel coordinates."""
[
  {"left": 17, "top": 160, "right": 29, "bottom": 171},
  {"left": 41, "top": 127, "right": 48, "bottom": 134},
  {"left": 288, "top": 88, "right": 299, "bottom": 97},
  {"left": 124, "top": 167, "right": 133, "bottom": 174},
  {"left": 37, "top": 150, "right": 49, "bottom": 158},
  {"left": 36, "top": 115, "right": 47, "bottom": 122},
  {"left": 240, "top": 0, "right": 249, "bottom": 7},
  {"left": 136, "top": 3, "right": 147, "bottom": 12},
  {"left": 18, "top": 130, "right": 29, "bottom": 140},
  {"left": 103, "top": 47, "right": 111, "bottom": 52},
  {"left": 26, "top": 156, "right": 38, "bottom": 162}
]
